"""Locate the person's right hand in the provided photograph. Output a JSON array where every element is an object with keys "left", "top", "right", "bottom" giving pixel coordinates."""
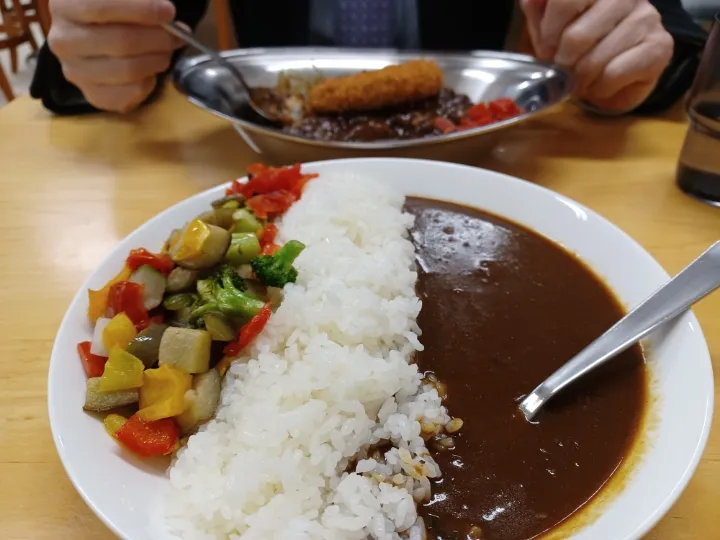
[{"left": 48, "top": 0, "right": 183, "bottom": 113}]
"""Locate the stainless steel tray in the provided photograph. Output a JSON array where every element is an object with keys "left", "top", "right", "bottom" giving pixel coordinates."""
[{"left": 173, "top": 47, "right": 573, "bottom": 163}]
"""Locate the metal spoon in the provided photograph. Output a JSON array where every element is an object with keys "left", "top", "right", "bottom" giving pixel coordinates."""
[
  {"left": 519, "top": 241, "right": 720, "bottom": 422},
  {"left": 162, "top": 22, "right": 285, "bottom": 124}
]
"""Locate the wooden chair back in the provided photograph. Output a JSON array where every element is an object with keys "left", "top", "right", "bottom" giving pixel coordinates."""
[{"left": 0, "top": 0, "right": 39, "bottom": 102}]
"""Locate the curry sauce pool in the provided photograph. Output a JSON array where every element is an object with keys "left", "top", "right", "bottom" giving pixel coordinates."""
[{"left": 405, "top": 197, "right": 647, "bottom": 540}]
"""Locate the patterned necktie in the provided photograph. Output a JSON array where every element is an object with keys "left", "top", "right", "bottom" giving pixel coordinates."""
[{"left": 334, "top": 0, "right": 397, "bottom": 48}]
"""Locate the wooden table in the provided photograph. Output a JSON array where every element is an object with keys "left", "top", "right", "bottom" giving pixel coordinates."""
[{"left": 0, "top": 86, "right": 717, "bottom": 539}]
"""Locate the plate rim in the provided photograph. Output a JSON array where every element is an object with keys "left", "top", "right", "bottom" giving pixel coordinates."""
[{"left": 47, "top": 157, "right": 714, "bottom": 540}]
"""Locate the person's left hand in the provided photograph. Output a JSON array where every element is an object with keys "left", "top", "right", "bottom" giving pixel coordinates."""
[{"left": 520, "top": 0, "right": 674, "bottom": 112}]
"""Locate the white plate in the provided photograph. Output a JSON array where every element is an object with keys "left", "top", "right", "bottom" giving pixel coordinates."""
[{"left": 48, "top": 158, "right": 714, "bottom": 540}]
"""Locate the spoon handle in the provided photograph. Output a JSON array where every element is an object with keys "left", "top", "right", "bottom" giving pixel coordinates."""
[
  {"left": 520, "top": 241, "right": 720, "bottom": 420},
  {"left": 162, "top": 22, "right": 251, "bottom": 94}
]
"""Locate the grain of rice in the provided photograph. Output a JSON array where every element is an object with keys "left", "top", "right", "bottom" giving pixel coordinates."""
[{"left": 446, "top": 418, "right": 464, "bottom": 433}]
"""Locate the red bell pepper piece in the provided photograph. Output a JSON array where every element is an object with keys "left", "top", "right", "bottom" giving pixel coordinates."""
[
  {"left": 465, "top": 103, "right": 494, "bottom": 125},
  {"left": 259, "top": 223, "right": 278, "bottom": 248},
  {"left": 77, "top": 341, "right": 107, "bottom": 378},
  {"left": 126, "top": 248, "right": 174, "bottom": 274},
  {"left": 107, "top": 281, "right": 147, "bottom": 326},
  {"left": 106, "top": 282, "right": 162, "bottom": 331},
  {"left": 228, "top": 163, "right": 299, "bottom": 197},
  {"left": 259, "top": 223, "right": 281, "bottom": 255},
  {"left": 247, "top": 190, "right": 297, "bottom": 219},
  {"left": 458, "top": 116, "right": 478, "bottom": 127},
  {"left": 290, "top": 173, "right": 319, "bottom": 199},
  {"left": 433, "top": 117, "right": 457, "bottom": 134},
  {"left": 115, "top": 414, "right": 179, "bottom": 457},
  {"left": 226, "top": 163, "right": 318, "bottom": 201},
  {"left": 261, "top": 243, "right": 280, "bottom": 255},
  {"left": 224, "top": 303, "right": 273, "bottom": 358},
  {"left": 466, "top": 102, "right": 490, "bottom": 119},
  {"left": 226, "top": 179, "right": 244, "bottom": 196},
  {"left": 242, "top": 163, "right": 302, "bottom": 197},
  {"left": 489, "top": 98, "right": 522, "bottom": 120}
]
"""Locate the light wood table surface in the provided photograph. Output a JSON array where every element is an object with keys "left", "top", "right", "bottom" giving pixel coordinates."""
[{"left": 0, "top": 86, "right": 718, "bottom": 539}]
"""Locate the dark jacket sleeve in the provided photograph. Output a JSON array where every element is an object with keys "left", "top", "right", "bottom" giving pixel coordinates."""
[
  {"left": 30, "top": 0, "right": 209, "bottom": 115},
  {"left": 634, "top": 0, "right": 707, "bottom": 114}
]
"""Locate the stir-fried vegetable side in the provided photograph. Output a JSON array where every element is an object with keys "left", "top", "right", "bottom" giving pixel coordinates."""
[{"left": 79, "top": 163, "right": 313, "bottom": 459}]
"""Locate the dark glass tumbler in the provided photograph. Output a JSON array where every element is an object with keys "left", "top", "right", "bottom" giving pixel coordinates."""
[{"left": 677, "top": 13, "right": 720, "bottom": 206}]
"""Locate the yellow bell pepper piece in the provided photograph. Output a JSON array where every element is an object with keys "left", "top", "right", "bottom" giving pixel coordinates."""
[
  {"left": 103, "top": 312, "right": 138, "bottom": 352},
  {"left": 138, "top": 365, "right": 192, "bottom": 421},
  {"left": 88, "top": 266, "right": 132, "bottom": 324},
  {"left": 173, "top": 219, "right": 210, "bottom": 261},
  {"left": 104, "top": 414, "right": 127, "bottom": 437},
  {"left": 99, "top": 348, "right": 145, "bottom": 392}
]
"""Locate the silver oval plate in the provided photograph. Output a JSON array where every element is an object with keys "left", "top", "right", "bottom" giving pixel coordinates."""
[{"left": 173, "top": 47, "right": 573, "bottom": 162}]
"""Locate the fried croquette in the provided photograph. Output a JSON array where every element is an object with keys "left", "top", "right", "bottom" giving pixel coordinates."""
[{"left": 308, "top": 60, "right": 444, "bottom": 114}]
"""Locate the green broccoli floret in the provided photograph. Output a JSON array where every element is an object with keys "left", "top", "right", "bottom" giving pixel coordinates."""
[
  {"left": 251, "top": 240, "right": 305, "bottom": 288},
  {"left": 189, "top": 264, "right": 264, "bottom": 324}
]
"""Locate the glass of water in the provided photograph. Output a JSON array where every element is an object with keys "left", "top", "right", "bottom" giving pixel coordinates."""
[{"left": 677, "top": 14, "right": 720, "bottom": 206}]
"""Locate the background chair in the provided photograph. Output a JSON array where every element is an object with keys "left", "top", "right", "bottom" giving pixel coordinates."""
[
  {"left": 19, "top": 0, "right": 47, "bottom": 37},
  {"left": 0, "top": 0, "right": 38, "bottom": 101}
]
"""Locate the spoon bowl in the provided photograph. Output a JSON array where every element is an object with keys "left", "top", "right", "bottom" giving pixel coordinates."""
[{"left": 162, "top": 22, "right": 287, "bottom": 125}]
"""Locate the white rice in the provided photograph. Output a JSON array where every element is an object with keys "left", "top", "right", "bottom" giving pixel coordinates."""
[{"left": 164, "top": 174, "right": 448, "bottom": 539}]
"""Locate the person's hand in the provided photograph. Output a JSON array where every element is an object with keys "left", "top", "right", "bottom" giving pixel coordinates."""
[
  {"left": 48, "top": 0, "right": 184, "bottom": 113},
  {"left": 520, "top": 0, "right": 674, "bottom": 112}
]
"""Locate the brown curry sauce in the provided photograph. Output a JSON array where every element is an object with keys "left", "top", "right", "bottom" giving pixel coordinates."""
[
  {"left": 405, "top": 198, "right": 647, "bottom": 540},
  {"left": 283, "top": 88, "right": 472, "bottom": 142}
]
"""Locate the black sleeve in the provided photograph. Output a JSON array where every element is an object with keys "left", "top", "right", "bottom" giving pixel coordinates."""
[
  {"left": 634, "top": 0, "right": 707, "bottom": 114},
  {"left": 30, "top": 0, "right": 209, "bottom": 115}
]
